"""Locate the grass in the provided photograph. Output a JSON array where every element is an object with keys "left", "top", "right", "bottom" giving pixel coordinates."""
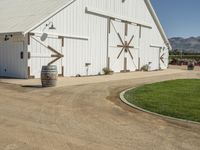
[{"left": 124, "top": 79, "right": 200, "bottom": 122}]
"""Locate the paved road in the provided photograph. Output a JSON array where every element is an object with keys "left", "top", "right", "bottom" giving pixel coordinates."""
[{"left": 0, "top": 71, "right": 200, "bottom": 150}]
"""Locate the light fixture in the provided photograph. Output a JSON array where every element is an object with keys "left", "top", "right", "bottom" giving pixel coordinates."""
[
  {"left": 49, "top": 23, "right": 56, "bottom": 30},
  {"left": 4, "top": 34, "right": 13, "bottom": 41},
  {"left": 46, "top": 22, "right": 56, "bottom": 30},
  {"left": 42, "top": 21, "right": 56, "bottom": 32},
  {"left": 40, "top": 33, "right": 48, "bottom": 41}
]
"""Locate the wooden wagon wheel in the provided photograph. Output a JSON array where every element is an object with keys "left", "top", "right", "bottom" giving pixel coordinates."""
[{"left": 110, "top": 20, "right": 137, "bottom": 69}]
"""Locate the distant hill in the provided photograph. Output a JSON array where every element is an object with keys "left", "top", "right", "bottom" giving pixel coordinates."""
[{"left": 169, "top": 37, "right": 200, "bottom": 53}]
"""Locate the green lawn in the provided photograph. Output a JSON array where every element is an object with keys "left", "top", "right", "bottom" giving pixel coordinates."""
[{"left": 124, "top": 79, "right": 200, "bottom": 122}]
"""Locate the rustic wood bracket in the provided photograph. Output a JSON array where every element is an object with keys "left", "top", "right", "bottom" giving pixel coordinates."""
[
  {"left": 28, "top": 33, "right": 35, "bottom": 45},
  {"left": 160, "top": 47, "right": 167, "bottom": 68},
  {"left": 160, "top": 53, "right": 165, "bottom": 64},
  {"left": 139, "top": 26, "right": 142, "bottom": 39},
  {"left": 58, "top": 36, "right": 65, "bottom": 47},
  {"left": 47, "top": 45, "right": 64, "bottom": 66},
  {"left": 28, "top": 52, "right": 31, "bottom": 59},
  {"left": 58, "top": 66, "right": 64, "bottom": 77},
  {"left": 160, "top": 52, "right": 167, "bottom": 67},
  {"left": 120, "top": 57, "right": 130, "bottom": 73},
  {"left": 27, "top": 67, "right": 35, "bottom": 79},
  {"left": 107, "top": 57, "right": 110, "bottom": 70},
  {"left": 108, "top": 18, "right": 111, "bottom": 34}
]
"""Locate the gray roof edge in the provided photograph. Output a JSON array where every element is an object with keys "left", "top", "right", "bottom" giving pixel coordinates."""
[
  {"left": 0, "top": 0, "right": 171, "bottom": 51},
  {"left": 24, "top": 0, "right": 77, "bottom": 35},
  {"left": 144, "top": 0, "right": 172, "bottom": 50},
  {"left": 0, "top": 31, "right": 23, "bottom": 35}
]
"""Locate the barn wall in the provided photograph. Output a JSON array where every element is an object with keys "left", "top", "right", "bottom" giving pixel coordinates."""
[
  {"left": 28, "top": 0, "right": 168, "bottom": 78},
  {"left": 137, "top": 0, "right": 168, "bottom": 69}
]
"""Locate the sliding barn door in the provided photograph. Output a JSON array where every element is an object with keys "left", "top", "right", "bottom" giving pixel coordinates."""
[
  {"left": 160, "top": 47, "right": 169, "bottom": 69},
  {"left": 148, "top": 47, "right": 160, "bottom": 71},
  {"left": 28, "top": 33, "right": 64, "bottom": 78},
  {"left": 0, "top": 40, "right": 26, "bottom": 78},
  {"left": 108, "top": 20, "right": 139, "bottom": 72}
]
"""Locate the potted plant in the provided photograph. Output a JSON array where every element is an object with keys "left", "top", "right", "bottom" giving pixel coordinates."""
[
  {"left": 102, "top": 67, "right": 113, "bottom": 75},
  {"left": 141, "top": 64, "right": 149, "bottom": 72},
  {"left": 187, "top": 61, "right": 195, "bottom": 70}
]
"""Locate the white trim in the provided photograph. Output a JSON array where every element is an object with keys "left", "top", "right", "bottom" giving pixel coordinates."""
[
  {"left": 0, "top": 32, "right": 23, "bottom": 35},
  {"left": 32, "top": 31, "right": 89, "bottom": 41},
  {"left": 150, "top": 44, "right": 164, "bottom": 49},
  {"left": 85, "top": 7, "right": 152, "bottom": 29},
  {"left": 144, "top": 0, "right": 172, "bottom": 50},
  {"left": 24, "top": 0, "right": 77, "bottom": 35}
]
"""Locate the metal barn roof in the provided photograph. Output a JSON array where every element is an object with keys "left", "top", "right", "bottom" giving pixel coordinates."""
[
  {"left": 0, "top": 0, "right": 72, "bottom": 34},
  {"left": 0, "top": 0, "right": 171, "bottom": 49}
]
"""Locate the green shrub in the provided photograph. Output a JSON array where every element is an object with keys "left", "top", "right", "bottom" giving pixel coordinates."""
[
  {"left": 102, "top": 67, "right": 113, "bottom": 75},
  {"left": 187, "top": 61, "right": 195, "bottom": 70},
  {"left": 141, "top": 65, "right": 149, "bottom": 71}
]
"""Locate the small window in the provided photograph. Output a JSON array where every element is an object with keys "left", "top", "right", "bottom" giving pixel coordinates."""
[{"left": 20, "top": 52, "right": 24, "bottom": 59}]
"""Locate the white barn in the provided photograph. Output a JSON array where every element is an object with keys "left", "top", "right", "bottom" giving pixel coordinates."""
[{"left": 0, "top": 0, "right": 171, "bottom": 79}]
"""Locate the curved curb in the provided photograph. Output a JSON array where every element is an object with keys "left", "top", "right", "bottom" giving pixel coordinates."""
[{"left": 120, "top": 88, "right": 200, "bottom": 126}]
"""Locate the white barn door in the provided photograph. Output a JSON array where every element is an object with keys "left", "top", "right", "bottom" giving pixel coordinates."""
[
  {"left": 0, "top": 40, "right": 26, "bottom": 78},
  {"left": 148, "top": 46, "right": 168, "bottom": 71},
  {"left": 160, "top": 47, "right": 169, "bottom": 69},
  {"left": 63, "top": 38, "right": 89, "bottom": 77},
  {"left": 108, "top": 20, "right": 139, "bottom": 72},
  {"left": 148, "top": 47, "right": 160, "bottom": 71},
  {"left": 28, "top": 33, "right": 64, "bottom": 78}
]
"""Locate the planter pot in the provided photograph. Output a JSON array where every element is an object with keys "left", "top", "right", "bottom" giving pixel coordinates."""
[
  {"left": 187, "top": 63, "right": 195, "bottom": 70},
  {"left": 188, "top": 66, "right": 194, "bottom": 70}
]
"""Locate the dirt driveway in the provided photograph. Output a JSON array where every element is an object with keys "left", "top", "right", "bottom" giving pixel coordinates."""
[{"left": 0, "top": 70, "right": 200, "bottom": 150}]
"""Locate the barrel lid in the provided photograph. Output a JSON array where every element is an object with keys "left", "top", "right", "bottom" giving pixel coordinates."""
[{"left": 42, "top": 65, "right": 57, "bottom": 71}]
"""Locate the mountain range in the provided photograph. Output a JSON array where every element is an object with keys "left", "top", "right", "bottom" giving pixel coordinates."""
[{"left": 169, "top": 36, "right": 200, "bottom": 53}]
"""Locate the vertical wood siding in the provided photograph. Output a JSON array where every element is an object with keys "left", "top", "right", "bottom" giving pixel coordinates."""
[
  {"left": 0, "top": 39, "right": 27, "bottom": 78},
  {"left": 24, "top": 0, "right": 169, "bottom": 78}
]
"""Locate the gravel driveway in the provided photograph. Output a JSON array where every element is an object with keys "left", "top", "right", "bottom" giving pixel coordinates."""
[{"left": 0, "top": 71, "right": 200, "bottom": 150}]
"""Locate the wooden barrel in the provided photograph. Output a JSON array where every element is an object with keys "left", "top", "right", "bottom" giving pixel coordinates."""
[{"left": 41, "top": 65, "right": 58, "bottom": 87}]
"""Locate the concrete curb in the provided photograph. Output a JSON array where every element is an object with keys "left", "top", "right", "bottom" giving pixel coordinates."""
[{"left": 120, "top": 88, "right": 200, "bottom": 126}]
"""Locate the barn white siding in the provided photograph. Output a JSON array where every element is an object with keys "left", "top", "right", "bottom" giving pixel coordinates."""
[
  {"left": 27, "top": 0, "right": 169, "bottom": 78},
  {"left": 0, "top": 0, "right": 169, "bottom": 79},
  {"left": 28, "top": 0, "right": 108, "bottom": 77}
]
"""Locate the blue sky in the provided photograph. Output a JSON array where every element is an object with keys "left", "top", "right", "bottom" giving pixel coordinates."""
[{"left": 151, "top": 0, "right": 200, "bottom": 38}]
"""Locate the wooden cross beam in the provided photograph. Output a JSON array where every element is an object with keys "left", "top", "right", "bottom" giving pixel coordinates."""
[
  {"left": 116, "top": 34, "right": 135, "bottom": 59},
  {"left": 31, "top": 36, "right": 64, "bottom": 66},
  {"left": 110, "top": 20, "right": 138, "bottom": 71},
  {"left": 160, "top": 53, "right": 165, "bottom": 64},
  {"left": 47, "top": 46, "right": 64, "bottom": 66}
]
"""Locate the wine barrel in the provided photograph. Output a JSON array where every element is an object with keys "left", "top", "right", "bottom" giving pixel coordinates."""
[{"left": 41, "top": 65, "right": 58, "bottom": 87}]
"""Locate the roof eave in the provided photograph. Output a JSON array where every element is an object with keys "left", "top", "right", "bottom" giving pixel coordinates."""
[
  {"left": 23, "top": 0, "right": 77, "bottom": 35},
  {"left": 144, "top": 0, "right": 172, "bottom": 50},
  {"left": 0, "top": 0, "right": 172, "bottom": 51},
  {"left": 0, "top": 31, "right": 23, "bottom": 35}
]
